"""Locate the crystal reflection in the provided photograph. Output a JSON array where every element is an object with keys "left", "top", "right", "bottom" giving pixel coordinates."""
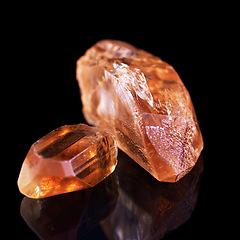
[
  {"left": 20, "top": 173, "right": 118, "bottom": 240},
  {"left": 101, "top": 151, "right": 204, "bottom": 240}
]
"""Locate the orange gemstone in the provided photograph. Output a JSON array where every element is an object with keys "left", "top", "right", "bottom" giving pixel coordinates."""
[
  {"left": 18, "top": 124, "right": 118, "bottom": 198},
  {"left": 76, "top": 40, "right": 203, "bottom": 182}
]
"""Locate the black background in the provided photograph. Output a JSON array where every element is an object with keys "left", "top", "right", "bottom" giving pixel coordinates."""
[{"left": 13, "top": 6, "right": 225, "bottom": 239}]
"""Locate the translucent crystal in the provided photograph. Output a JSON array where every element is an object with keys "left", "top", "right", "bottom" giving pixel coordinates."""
[
  {"left": 76, "top": 40, "right": 203, "bottom": 182},
  {"left": 18, "top": 124, "right": 118, "bottom": 198}
]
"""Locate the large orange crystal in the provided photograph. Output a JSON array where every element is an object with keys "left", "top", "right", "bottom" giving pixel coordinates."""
[
  {"left": 76, "top": 40, "right": 203, "bottom": 182},
  {"left": 18, "top": 124, "right": 118, "bottom": 198}
]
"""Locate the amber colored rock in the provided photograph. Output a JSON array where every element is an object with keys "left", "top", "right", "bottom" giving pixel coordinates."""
[
  {"left": 76, "top": 40, "right": 203, "bottom": 182},
  {"left": 18, "top": 124, "right": 118, "bottom": 198}
]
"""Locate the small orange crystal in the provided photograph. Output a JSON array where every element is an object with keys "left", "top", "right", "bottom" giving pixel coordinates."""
[
  {"left": 77, "top": 40, "right": 203, "bottom": 182},
  {"left": 18, "top": 124, "right": 118, "bottom": 198}
]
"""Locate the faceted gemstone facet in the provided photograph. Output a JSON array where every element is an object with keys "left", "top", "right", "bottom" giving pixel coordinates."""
[
  {"left": 18, "top": 124, "right": 118, "bottom": 198},
  {"left": 76, "top": 40, "right": 203, "bottom": 182}
]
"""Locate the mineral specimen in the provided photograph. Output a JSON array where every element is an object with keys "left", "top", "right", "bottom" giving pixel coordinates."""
[
  {"left": 18, "top": 124, "right": 118, "bottom": 198},
  {"left": 76, "top": 40, "right": 203, "bottom": 182}
]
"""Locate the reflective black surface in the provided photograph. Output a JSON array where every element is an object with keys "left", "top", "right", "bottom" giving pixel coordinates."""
[
  {"left": 14, "top": 14, "right": 215, "bottom": 239},
  {"left": 20, "top": 150, "right": 203, "bottom": 239},
  {"left": 102, "top": 151, "right": 204, "bottom": 240},
  {"left": 20, "top": 173, "right": 118, "bottom": 240}
]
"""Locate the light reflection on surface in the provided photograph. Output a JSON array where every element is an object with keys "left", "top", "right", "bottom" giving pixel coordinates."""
[
  {"left": 20, "top": 150, "right": 204, "bottom": 239},
  {"left": 20, "top": 173, "right": 118, "bottom": 239},
  {"left": 101, "top": 151, "right": 204, "bottom": 240}
]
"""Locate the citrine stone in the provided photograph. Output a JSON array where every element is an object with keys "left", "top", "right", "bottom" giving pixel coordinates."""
[
  {"left": 76, "top": 40, "right": 203, "bottom": 182},
  {"left": 18, "top": 124, "right": 118, "bottom": 198}
]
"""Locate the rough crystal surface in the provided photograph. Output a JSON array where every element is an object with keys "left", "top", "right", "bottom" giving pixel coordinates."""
[
  {"left": 76, "top": 40, "right": 203, "bottom": 182},
  {"left": 18, "top": 124, "right": 118, "bottom": 198}
]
